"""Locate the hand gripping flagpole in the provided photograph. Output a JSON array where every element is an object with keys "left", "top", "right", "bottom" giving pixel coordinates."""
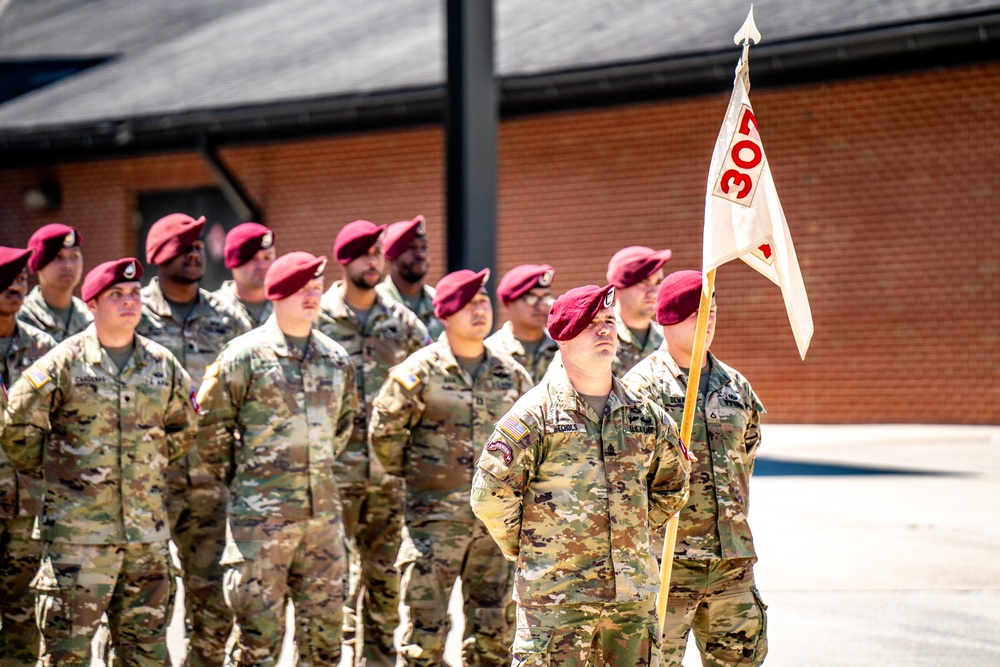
[{"left": 657, "top": 5, "right": 761, "bottom": 629}]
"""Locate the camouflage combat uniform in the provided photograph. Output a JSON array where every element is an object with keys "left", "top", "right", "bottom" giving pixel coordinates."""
[
  {"left": 369, "top": 336, "right": 532, "bottom": 666},
  {"left": 623, "top": 348, "right": 768, "bottom": 667},
  {"left": 484, "top": 321, "right": 558, "bottom": 384},
  {"left": 138, "top": 277, "right": 250, "bottom": 666},
  {"left": 471, "top": 365, "right": 691, "bottom": 667},
  {"left": 195, "top": 317, "right": 358, "bottom": 667},
  {"left": 0, "top": 321, "right": 56, "bottom": 667},
  {"left": 17, "top": 286, "right": 93, "bottom": 342},
  {"left": 612, "top": 311, "right": 663, "bottom": 377},
  {"left": 376, "top": 278, "right": 443, "bottom": 341},
  {"left": 0, "top": 325, "right": 196, "bottom": 667},
  {"left": 213, "top": 280, "right": 274, "bottom": 328},
  {"left": 315, "top": 283, "right": 429, "bottom": 665}
]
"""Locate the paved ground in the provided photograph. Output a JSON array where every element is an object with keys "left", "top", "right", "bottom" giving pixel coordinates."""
[{"left": 155, "top": 424, "right": 1000, "bottom": 666}]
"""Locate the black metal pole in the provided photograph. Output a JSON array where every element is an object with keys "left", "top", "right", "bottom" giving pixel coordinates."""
[{"left": 445, "top": 0, "right": 496, "bottom": 279}]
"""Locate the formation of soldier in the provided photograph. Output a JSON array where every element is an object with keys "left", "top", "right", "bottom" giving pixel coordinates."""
[{"left": 0, "top": 215, "right": 768, "bottom": 667}]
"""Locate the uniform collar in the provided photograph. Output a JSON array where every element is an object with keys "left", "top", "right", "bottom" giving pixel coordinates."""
[
  {"left": 614, "top": 309, "right": 663, "bottom": 353},
  {"left": 660, "top": 345, "right": 732, "bottom": 395},
  {"left": 498, "top": 321, "right": 556, "bottom": 356},
  {"left": 143, "top": 277, "right": 209, "bottom": 320},
  {"left": 261, "top": 315, "right": 332, "bottom": 360},
  {"left": 22, "top": 286, "right": 56, "bottom": 328},
  {"left": 434, "top": 333, "right": 503, "bottom": 381},
  {"left": 546, "top": 362, "right": 631, "bottom": 416},
  {"left": 321, "top": 280, "right": 393, "bottom": 323},
  {"left": 82, "top": 323, "right": 150, "bottom": 372},
  {"left": 381, "top": 276, "right": 435, "bottom": 306},
  {"left": 614, "top": 310, "right": 637, "bottom": 347},
  {"left": 23, "top": 286, "right": 88, "bottom": 330}
]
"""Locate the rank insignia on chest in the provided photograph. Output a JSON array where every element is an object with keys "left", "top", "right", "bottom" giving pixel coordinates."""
[
  {"left": 486, "top": 440, "right": 514, "bottom": 465},
  {"left": 498, "top": 415, "right": 529, "bottom": 442},
  {"left": 393, "top": 368, "right": 420, "bottom": 390},
  {"left": 24, "top": 365, "right": 51, "bottom": 390}
]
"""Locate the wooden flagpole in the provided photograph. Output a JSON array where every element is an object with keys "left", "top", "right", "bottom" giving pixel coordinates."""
[{"left": 657, "top": 268, "right": 716, "bottom": 627}]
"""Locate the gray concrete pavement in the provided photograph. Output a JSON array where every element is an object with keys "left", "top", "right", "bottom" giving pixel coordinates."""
[
  {"left": 155, "top": 424, "right": 1000, "bottom": 666},
  {"left": 710, "top": 424, "right": 1000, "bottom": 666}
]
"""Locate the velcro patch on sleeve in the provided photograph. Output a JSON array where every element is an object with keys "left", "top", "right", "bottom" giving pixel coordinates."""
[
  {"left": 24, "top": 365, "right": 51, "bottom": 390},
  {"left": 498, "top": 415, "right": 529, "bottom": 442},
  {"left": 486, "top": 440, "right": 514, "bottom": 465},
  {"left": 393, "top": 368, "right": 421, "bottom": 390}
]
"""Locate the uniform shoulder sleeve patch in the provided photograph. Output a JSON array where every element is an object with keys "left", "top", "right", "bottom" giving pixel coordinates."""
[
  {"left": 23, "top": 364, "right": 51, "bottom": 390},
  {"left": 498, "top": 415, "right": 530, "bottom": 442},
  {"left": 392, "top": 367, "right": 421, "bottom": 390},
  {"left": 486, "top": 440, "right": 514, "bottom": 465}
]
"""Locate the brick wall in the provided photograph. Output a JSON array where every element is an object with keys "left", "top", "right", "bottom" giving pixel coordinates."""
[{"left": 2, "top": 61, "right": 997, "bottom": 423}]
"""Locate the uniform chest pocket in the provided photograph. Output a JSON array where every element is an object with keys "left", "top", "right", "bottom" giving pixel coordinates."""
[
  {"left": 615, "top": 429, "right": 656, "bottom": 470},
  {"left": 249, "top": 365, "right": 294, "bottom": 412}
]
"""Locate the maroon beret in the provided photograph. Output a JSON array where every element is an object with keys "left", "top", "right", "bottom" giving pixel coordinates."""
[
  {"left": 383, "top": 215, "right": 427, "bottom": 261},
  {"left": 433, "top": 268, "right": 490, "bottom": 319},
  {"left": 547, "top": 284, "right": 616, "bottom": 342},
  {"left": 0, "top": 247, "right": 32, "bottom": 292},
  {"left": 656, "top": 270, "right": 704, "bottom": 326},
  {"left": 334, "top": 220, "right": 386, "bottom": 265},
  {"left": 146, "top": 213, "right": 205, "bottom": 265},
  {"left": 265, "top": 252, "right": 327, "bottom": 301},
  {"left": 27, "top": 224, "right": 81, "bottom": 272},
  {"left": 81, "top": 258, "right": 143, "bottom": 302},
  {"left": 225, "top": 223, "right": 275, "bottom": 269},
  {"left": 606, "top": 246, "right": 672, "bottom": 288},
  {"left": 497, "top": 264, "right": 554, "bottom": 304}
]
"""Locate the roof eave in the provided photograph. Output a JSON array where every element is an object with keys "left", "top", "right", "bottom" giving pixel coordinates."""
[{"left": 1, "top": 11, "right": 998, "bottom": 166}]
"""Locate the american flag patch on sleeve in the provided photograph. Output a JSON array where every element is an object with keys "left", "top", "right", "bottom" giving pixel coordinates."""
[
  {"left": 498, "top": 415, "right": 529, "bottom": 442},
  {"left": 24, "top": 365, "right": 51, "bottom": 390},
  {"left": 393, "top": 368, "right": 420, "bottom": 390}
]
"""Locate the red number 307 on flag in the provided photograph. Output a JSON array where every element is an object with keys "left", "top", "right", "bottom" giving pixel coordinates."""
[{"left": 712, "top": 105, "right": 765, "bottom": 206}]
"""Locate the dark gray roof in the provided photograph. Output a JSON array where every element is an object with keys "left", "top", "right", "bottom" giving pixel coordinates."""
[{"left": 1, "top": 0, "right": 998, "bottom": 155}]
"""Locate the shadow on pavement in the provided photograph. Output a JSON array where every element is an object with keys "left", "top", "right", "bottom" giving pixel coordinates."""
[{"left": 753, "top": 457, "right": 965, "bottom": 477}]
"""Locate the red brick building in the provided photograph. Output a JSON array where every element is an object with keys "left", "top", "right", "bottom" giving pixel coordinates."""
[{"left": 1, "top": 2, "right": 998, "bottom": 423}]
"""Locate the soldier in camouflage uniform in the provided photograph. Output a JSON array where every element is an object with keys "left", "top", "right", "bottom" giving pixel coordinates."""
[
  {"left": 0, "top": 247, "right": 57, "bottom": 667},
  {"left": 485, "top": 264, "right": 558, "bottom": 383},
  {"left": 213, "top": 223, "right": 277, "bottom": 328},
  {"left": 137, "top": 213, "right": 250, "bottom": 667},
  {"left": 622, "top": 270, "right": 767, "bottom": 667},
  {"left": 18, "top": 224, "right": 92, "bottom": 342},
  {"left": 606, "top": 246, "right": 672, "bottom": 377},
  {"left": 1, "top": 257, "right": 197, "bottom": 667},
  {"left": 375, "top": 215, "right": 443, "bottom": 340},
  {"left": 370, "top": 269, "right": 532, "bottom": 666},
  {"left": 196, "top": 252, "right": 358, "bottom": 666},
  {"left": 316, "top": 220, "right": 430, "bottom": 666},
  {"left": 472, "top": 284, "right": 692, "bottom": 667}
]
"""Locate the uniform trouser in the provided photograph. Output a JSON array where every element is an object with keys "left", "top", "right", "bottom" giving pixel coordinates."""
[
  {"left": 32, "top": 540, "right": 174, "bottom": 667},
  {"left": 223, "top": 514, "right": 348, "bottom": 667},
  {"left": 172, "top": 482, "right": 233, "bottom": 667},
  {"left": 396, "top": 518, "right": 515, "bottom": 667},
  {"left": 660, "top": 558, "right": 767, "bottom": 667},
  {"left": 0, "top": 517, "right": 43, "bottom": 667},
  {"left": 511, "top": 597, "right": 660, "bottom": 666},
  {"left": 340, "top": 478, "right": 403, "bottom": 666}
]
